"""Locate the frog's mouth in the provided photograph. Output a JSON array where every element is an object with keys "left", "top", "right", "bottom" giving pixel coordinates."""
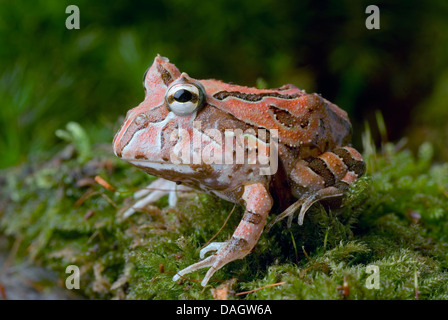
[{"left": 125, "top": 159, "right": 198, "bottom": 175}]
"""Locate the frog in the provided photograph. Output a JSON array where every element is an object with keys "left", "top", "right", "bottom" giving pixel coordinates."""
[{"left": 113, "top": 55, "right": 365, "bottom": 286}]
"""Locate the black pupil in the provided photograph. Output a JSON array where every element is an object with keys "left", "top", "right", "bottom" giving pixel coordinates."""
[{"left": 173, "top": 89, "right": 193, "bottom": 103}]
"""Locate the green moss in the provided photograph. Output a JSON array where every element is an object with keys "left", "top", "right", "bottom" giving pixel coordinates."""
[{"left": 1, "top": 124, "right": 448, "bottom": 299}]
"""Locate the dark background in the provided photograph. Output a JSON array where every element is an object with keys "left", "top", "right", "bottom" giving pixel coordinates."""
[{"left": 1, "top": 0, "right": 447, "bottom": 168}]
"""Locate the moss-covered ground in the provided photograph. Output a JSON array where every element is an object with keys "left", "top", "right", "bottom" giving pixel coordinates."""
[{"left": 1, "top": 122, "right": 447, "bottom": 300}]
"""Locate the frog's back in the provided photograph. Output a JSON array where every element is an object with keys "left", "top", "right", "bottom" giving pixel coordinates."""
[{"left": 200, "top": 79, "right": 352, "bottom": 154}]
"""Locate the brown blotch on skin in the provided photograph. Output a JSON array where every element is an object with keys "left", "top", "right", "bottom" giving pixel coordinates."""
[
  {"left": 256, "top": 127, "right": 271, "bottom": 143},
  {"left": 229, "top": 237, "right": 249, "bottom": 251},
  {"left": 333, "top": 148, "right": 366, "bottom": 177},
  {"left": 307, "top": 157, "right": 336, "bottom": 187},
  {"left": 269, "top": 105, "right": 301, "bottom": 128},
  {"left": 319, "top": 151, "right": 348, "bottom": 181},
  {"left": 333, "top": 181, "right": 350, "bottom": 192},
  {"left": 213, "top": 91, "right": 301, "bottom": 102},
  {"left": 300, "top": 119, "right": 309, "bottom": 128},
  {"left": 157, "top": 64, "right": 174, "bottom": 86},
  {"left": 134, "top": 153, "right": 147, "bottom": 160},
  {"left": 242, "top": 211, "right": 263, "bottom": 225},
  {"left": 190, "top": 163, "right": 215, "bottom": 176}
]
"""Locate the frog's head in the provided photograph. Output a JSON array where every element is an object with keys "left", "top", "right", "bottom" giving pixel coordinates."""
[{"left": 113, "top": 55, "right": 207, "bottom": 172}]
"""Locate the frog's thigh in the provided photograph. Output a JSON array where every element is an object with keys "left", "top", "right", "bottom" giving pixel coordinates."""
[
  {"left": 276, "top": 149, "right": 363, "bottom": 227},
  {"left": 291, "top": 147, "right": 365, "bottom": 192}
]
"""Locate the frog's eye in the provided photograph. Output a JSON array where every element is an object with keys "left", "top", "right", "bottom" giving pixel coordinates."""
[{"left": 166, "top": 83, "right": 203, "bottom": 116}]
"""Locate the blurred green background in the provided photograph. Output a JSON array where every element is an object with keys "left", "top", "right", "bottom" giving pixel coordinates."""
[{"left": 1, "top": 0, "right": 448, "bottom": 169}]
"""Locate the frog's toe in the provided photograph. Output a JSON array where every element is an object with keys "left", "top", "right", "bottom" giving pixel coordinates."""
[
  {"left": 297, "top": 186, "right": 345, "bottom": 224},
  {"left": 266, "top": 199, "right": 304, "bottom": 230},
  {"left": 267, "top": 186, "right": 345, "bottom": 229},
  {"left": 172, "top": 254, "right": 217, "bottom": 284},
  {"left": 174, "top": 238, "right": 250, "bottom": 286},
  {"left": 200, "top": 242, "right": 226, "bottom": 259}
]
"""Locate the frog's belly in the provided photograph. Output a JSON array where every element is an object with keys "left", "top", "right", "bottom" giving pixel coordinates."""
[{"left": 128, "top": 159, "right": 268, "bottom": 202}]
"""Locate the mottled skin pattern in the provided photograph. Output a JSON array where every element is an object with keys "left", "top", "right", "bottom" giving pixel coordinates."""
[{"left": 113, "top": 55, "right": 365, "bottom": 286}]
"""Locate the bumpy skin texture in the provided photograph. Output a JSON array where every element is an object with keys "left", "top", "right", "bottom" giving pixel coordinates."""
[{"left": 113, "top": 55, "right": 365, "bottom": 286}]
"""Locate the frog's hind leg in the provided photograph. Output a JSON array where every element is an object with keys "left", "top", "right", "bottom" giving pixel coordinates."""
[
  {"left": 267, "top": 184, "right": 346, "bottom": 230},
  {"left": 296, "top": 186, "right": 344, "bottom": 225},
  {"left": 268, "top": 146, "right": 365, "bottom": 229},
  {"left": 266, "top": 198, "right": 305, "bottom": 230}
]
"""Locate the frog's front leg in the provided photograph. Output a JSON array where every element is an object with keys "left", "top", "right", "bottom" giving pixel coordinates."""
[
  {"left": 173, "top": 182, "right": 273, "bottom": 286},
  {"left": 123, "top": 178, "right": 191, "bottom": 218}
]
